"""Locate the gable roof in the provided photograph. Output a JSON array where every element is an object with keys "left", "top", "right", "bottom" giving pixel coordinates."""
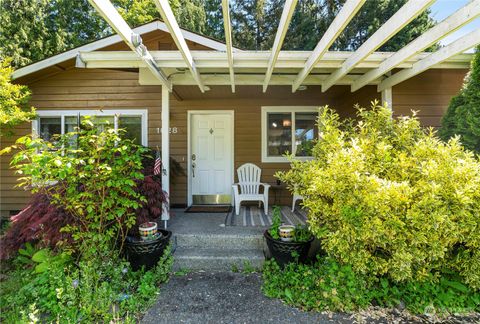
[{"left": 12, "top": 20, "right": 234, "bottom": 80}]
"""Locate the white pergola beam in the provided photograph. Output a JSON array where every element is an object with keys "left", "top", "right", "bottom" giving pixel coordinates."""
[
  {"left": 139, "top": 68, "right": 380, "bottom": 86},
  {"left": 379, "top": 28, "right": 480, "bottom": 91},
  {"left": 292, "top": 0, "right": 366, "bottom": 92},
  {"left": 87, "top": 0, "right": 171, "bottom": 90},
  {"left": 322, "top": 0, "right": 435, "bottom": 92},
  {"left": 263, "top": 0, "right": 298, "bottom": 92},
  {"left": 352, "top": 0, "right": 480, "bottom": 92},
  {"left": 79, "top": 50, "right": 473, "bottom": 70},
  {"left": 222, "top": 0, "right": 235, "bottom": 92},
  {"left": 153, "top": 0, "right": 205, "bottom": 92}
]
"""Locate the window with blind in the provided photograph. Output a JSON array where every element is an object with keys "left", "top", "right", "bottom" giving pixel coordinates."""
[
  {"left": 261, "top": 106, "right": 319, "bottom": 162},
  {"left": 33, "top": 110, "right": 148, "bottom": 146}
]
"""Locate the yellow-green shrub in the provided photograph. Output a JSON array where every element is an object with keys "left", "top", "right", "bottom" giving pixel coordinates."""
[{"left": 278, "top": 103, "right": 480, "bottom": 289}]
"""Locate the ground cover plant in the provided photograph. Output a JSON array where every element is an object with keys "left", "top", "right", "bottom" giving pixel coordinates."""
[
  {"left": 263, "top": 257, "right": 480, "bottom": 315},
  {"left": 0, "top": 245, "right": 173, "bottom": 322},
  {"left": 270, "top": 103, "right": 480, "bottom": 316},
  {"left": 0, "top": 120, "right": 172, "bottom": 322}
]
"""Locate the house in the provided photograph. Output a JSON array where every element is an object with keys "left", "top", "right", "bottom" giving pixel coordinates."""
[{"left": 1, "top": 0, "right": 479, "bottom": 221}]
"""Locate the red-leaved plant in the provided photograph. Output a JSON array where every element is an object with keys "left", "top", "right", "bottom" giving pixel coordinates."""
[
  {"left": 0, "top": 193, "right": 73, "bottom": 259},
  {"left": 134, "top": 148, "right": 169, "bottom": 229},
  {"left": 0, "top": 149, "right": 169, "bottom": 260}
]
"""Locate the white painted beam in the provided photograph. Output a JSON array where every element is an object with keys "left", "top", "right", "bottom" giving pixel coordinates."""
[
  {"left": 322, "top": 0, "right": 435, "bottom": 92},
  {"left": 222, "top": 0, "right": 235, "bottom": 92},
  {"left": 292, "top": 0, "right": 366, "bottom": 92},
  {"left": 139, "top": 68, "right": 379, "bottom": 86},
  {"left": 263, "top": 0, "right": 298, "bottom": 92},
  {"left": 352, "top": 0, "right": 480, "bottom": 92},
  {"left": 379, "top": 28, "right": 480, "bottom": 91},
  {"left": 153, "top": 0, "right": 205, "bottom": 92},
  {"left": 87, "top": 0, "right": 171, "bottom": 90},
  {"left": 161, "top": 85, "right": 170, "bottom": 223},
  {"left": 78, "top": 50, "right": 474, "bottom": 70}
]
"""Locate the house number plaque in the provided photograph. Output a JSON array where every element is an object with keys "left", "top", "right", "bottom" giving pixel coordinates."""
[{"left": 158, "top": 127, "right": 178, "bottom": 134}]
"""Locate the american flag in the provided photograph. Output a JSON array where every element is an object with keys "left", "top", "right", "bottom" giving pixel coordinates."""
[{"left": 154, "top": 148, "right": 161, "bottom": 176}]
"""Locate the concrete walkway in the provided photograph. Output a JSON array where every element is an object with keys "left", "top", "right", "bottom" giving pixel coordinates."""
[{"left": 141, "top": 271, "right": 353, "bottom": 324}]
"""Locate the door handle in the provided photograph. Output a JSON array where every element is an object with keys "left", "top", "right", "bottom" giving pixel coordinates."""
[{"left": 192, "top": 162, "right": 196, "bottom": 177}]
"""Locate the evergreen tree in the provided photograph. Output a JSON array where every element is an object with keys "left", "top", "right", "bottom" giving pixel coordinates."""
[
  {"left": 0, "top": 0, "right": 438, "bottom": 68},
  {"left": 228, "top": 0, "right": 436, "bottom": 51},
  {"left": 204, "top": 0, "right": 224, "bottom": 41},
  {"left": 0, "top": 0, "right": 206, "bottom": 68},
  {"left": 115, "top": 0, "right": 206, "bottom": 34},
  {"left": 335, "top": 0, "right": 436, "bottom": 51},
  {"left": 0, "top": 0, "right": 109, "bottom": 68},
  {"left": 439, "top": 47, "right": 480, "bottom": 153}
]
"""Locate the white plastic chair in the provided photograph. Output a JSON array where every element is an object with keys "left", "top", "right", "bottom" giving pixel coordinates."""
[
  {"left": 292, "top": 193, "right": 303, "bottom": 212},
  {"left": 232, "top": 163, "right": 270, "bottom": 215}
]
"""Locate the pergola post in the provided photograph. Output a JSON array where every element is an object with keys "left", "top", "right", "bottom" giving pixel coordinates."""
[
  {"left": 381, "top": 87, "right": 393, "bottom": 111},
  {"left": 161, "top": 85, "right": 170, "bottom": 228}
]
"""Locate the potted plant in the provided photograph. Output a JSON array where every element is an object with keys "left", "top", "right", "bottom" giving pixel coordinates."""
[
  {"left": 264, "top": 206, "right": 314, "bottom": 266},
  {"left": 124, "top": 227, "right": 171, "bottom": 271},
  {"left": 138, "top": 221, "right": 159, "bottom": 241},
  {"left": 123, "top": 148, "right": 173, "bottom": 271}
]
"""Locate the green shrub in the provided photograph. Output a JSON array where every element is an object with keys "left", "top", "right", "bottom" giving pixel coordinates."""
[
  {"left": 439, "top": 46, "right": 480, "bottom": 153},
  {"left": 0, "top": 245, "right": 173, "bottom": 322},
  {"left": 2, "top": 121, "right": 173, "bottom": 322},
  {"left": 0, "top": 59, "right": 36, "bottom": 137},
  {"left": 9, "top": 118, "right": 148, "bottom": 258},
  {"left": 278, "top": 103, "right": 480, "bottom": 288},
  {"left": 262, "top": 259, "right": 480, "bottom": 314}
]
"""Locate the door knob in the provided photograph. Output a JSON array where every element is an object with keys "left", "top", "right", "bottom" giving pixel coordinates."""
[{"left": 191, "top": 153, "right": 196, "bottom": 161}]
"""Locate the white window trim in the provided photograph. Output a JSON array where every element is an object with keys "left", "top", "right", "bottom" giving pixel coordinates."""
[
  {"left": 261, "top": 106, "right": 320, "bottom": 163},
  {"left": 32, "top": 109, "right": 149, "bottom": 146}
]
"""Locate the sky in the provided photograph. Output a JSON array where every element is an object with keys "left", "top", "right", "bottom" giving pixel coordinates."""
[{"left": 429, "top": 0, "right": 480, "bottom": 51}]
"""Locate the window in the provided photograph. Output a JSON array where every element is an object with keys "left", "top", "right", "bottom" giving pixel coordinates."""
[
  {"left": 33, "top": 110, "right": 148, "bottom": 146},
  {"left": 261, "top": 107, "right": 319, "bottom": 162}
]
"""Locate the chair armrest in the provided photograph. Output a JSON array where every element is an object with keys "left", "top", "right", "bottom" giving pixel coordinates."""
[
  {"left": 260, "top": 183, "right": 270, "bottom": 194},
  {"left": 232, "top": 183, "right": 240, "bottom": 196}
]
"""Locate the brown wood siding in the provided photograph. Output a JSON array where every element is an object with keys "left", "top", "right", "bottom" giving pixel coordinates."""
[
  {"left": 334, "top": 85, "right": 381, "bottom": 118},
  {"left": 1, "top": 67, "right": 467, "bottom": 216},
  {"left": 1, "top": 122, "right": 31, "bottom": 217},
  {"left": 1, "top": 69, "right": 164, "bottom": 217},
  {"left": 169, "top": 85, "right": 353, "bottom": 206},
  {"left": 392, "top": 69, "right": 467, "bottom": 128}
]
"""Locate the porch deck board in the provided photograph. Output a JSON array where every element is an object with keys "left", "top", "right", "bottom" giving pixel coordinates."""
[{"left": 225, "top": 206, "right": 307, "bottom": 227}]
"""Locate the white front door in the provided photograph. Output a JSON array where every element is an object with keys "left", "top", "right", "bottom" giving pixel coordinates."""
[{"left": 189, "top": 112, "right": 233, "bottom": 205}]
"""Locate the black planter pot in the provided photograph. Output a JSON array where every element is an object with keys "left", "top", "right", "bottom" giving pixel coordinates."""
[
  {"left": 264, "top": 230, "right": 314, "bottom": 267},
  {"left": 124, "top": 229, "right": 172, "bottom": 271}
]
